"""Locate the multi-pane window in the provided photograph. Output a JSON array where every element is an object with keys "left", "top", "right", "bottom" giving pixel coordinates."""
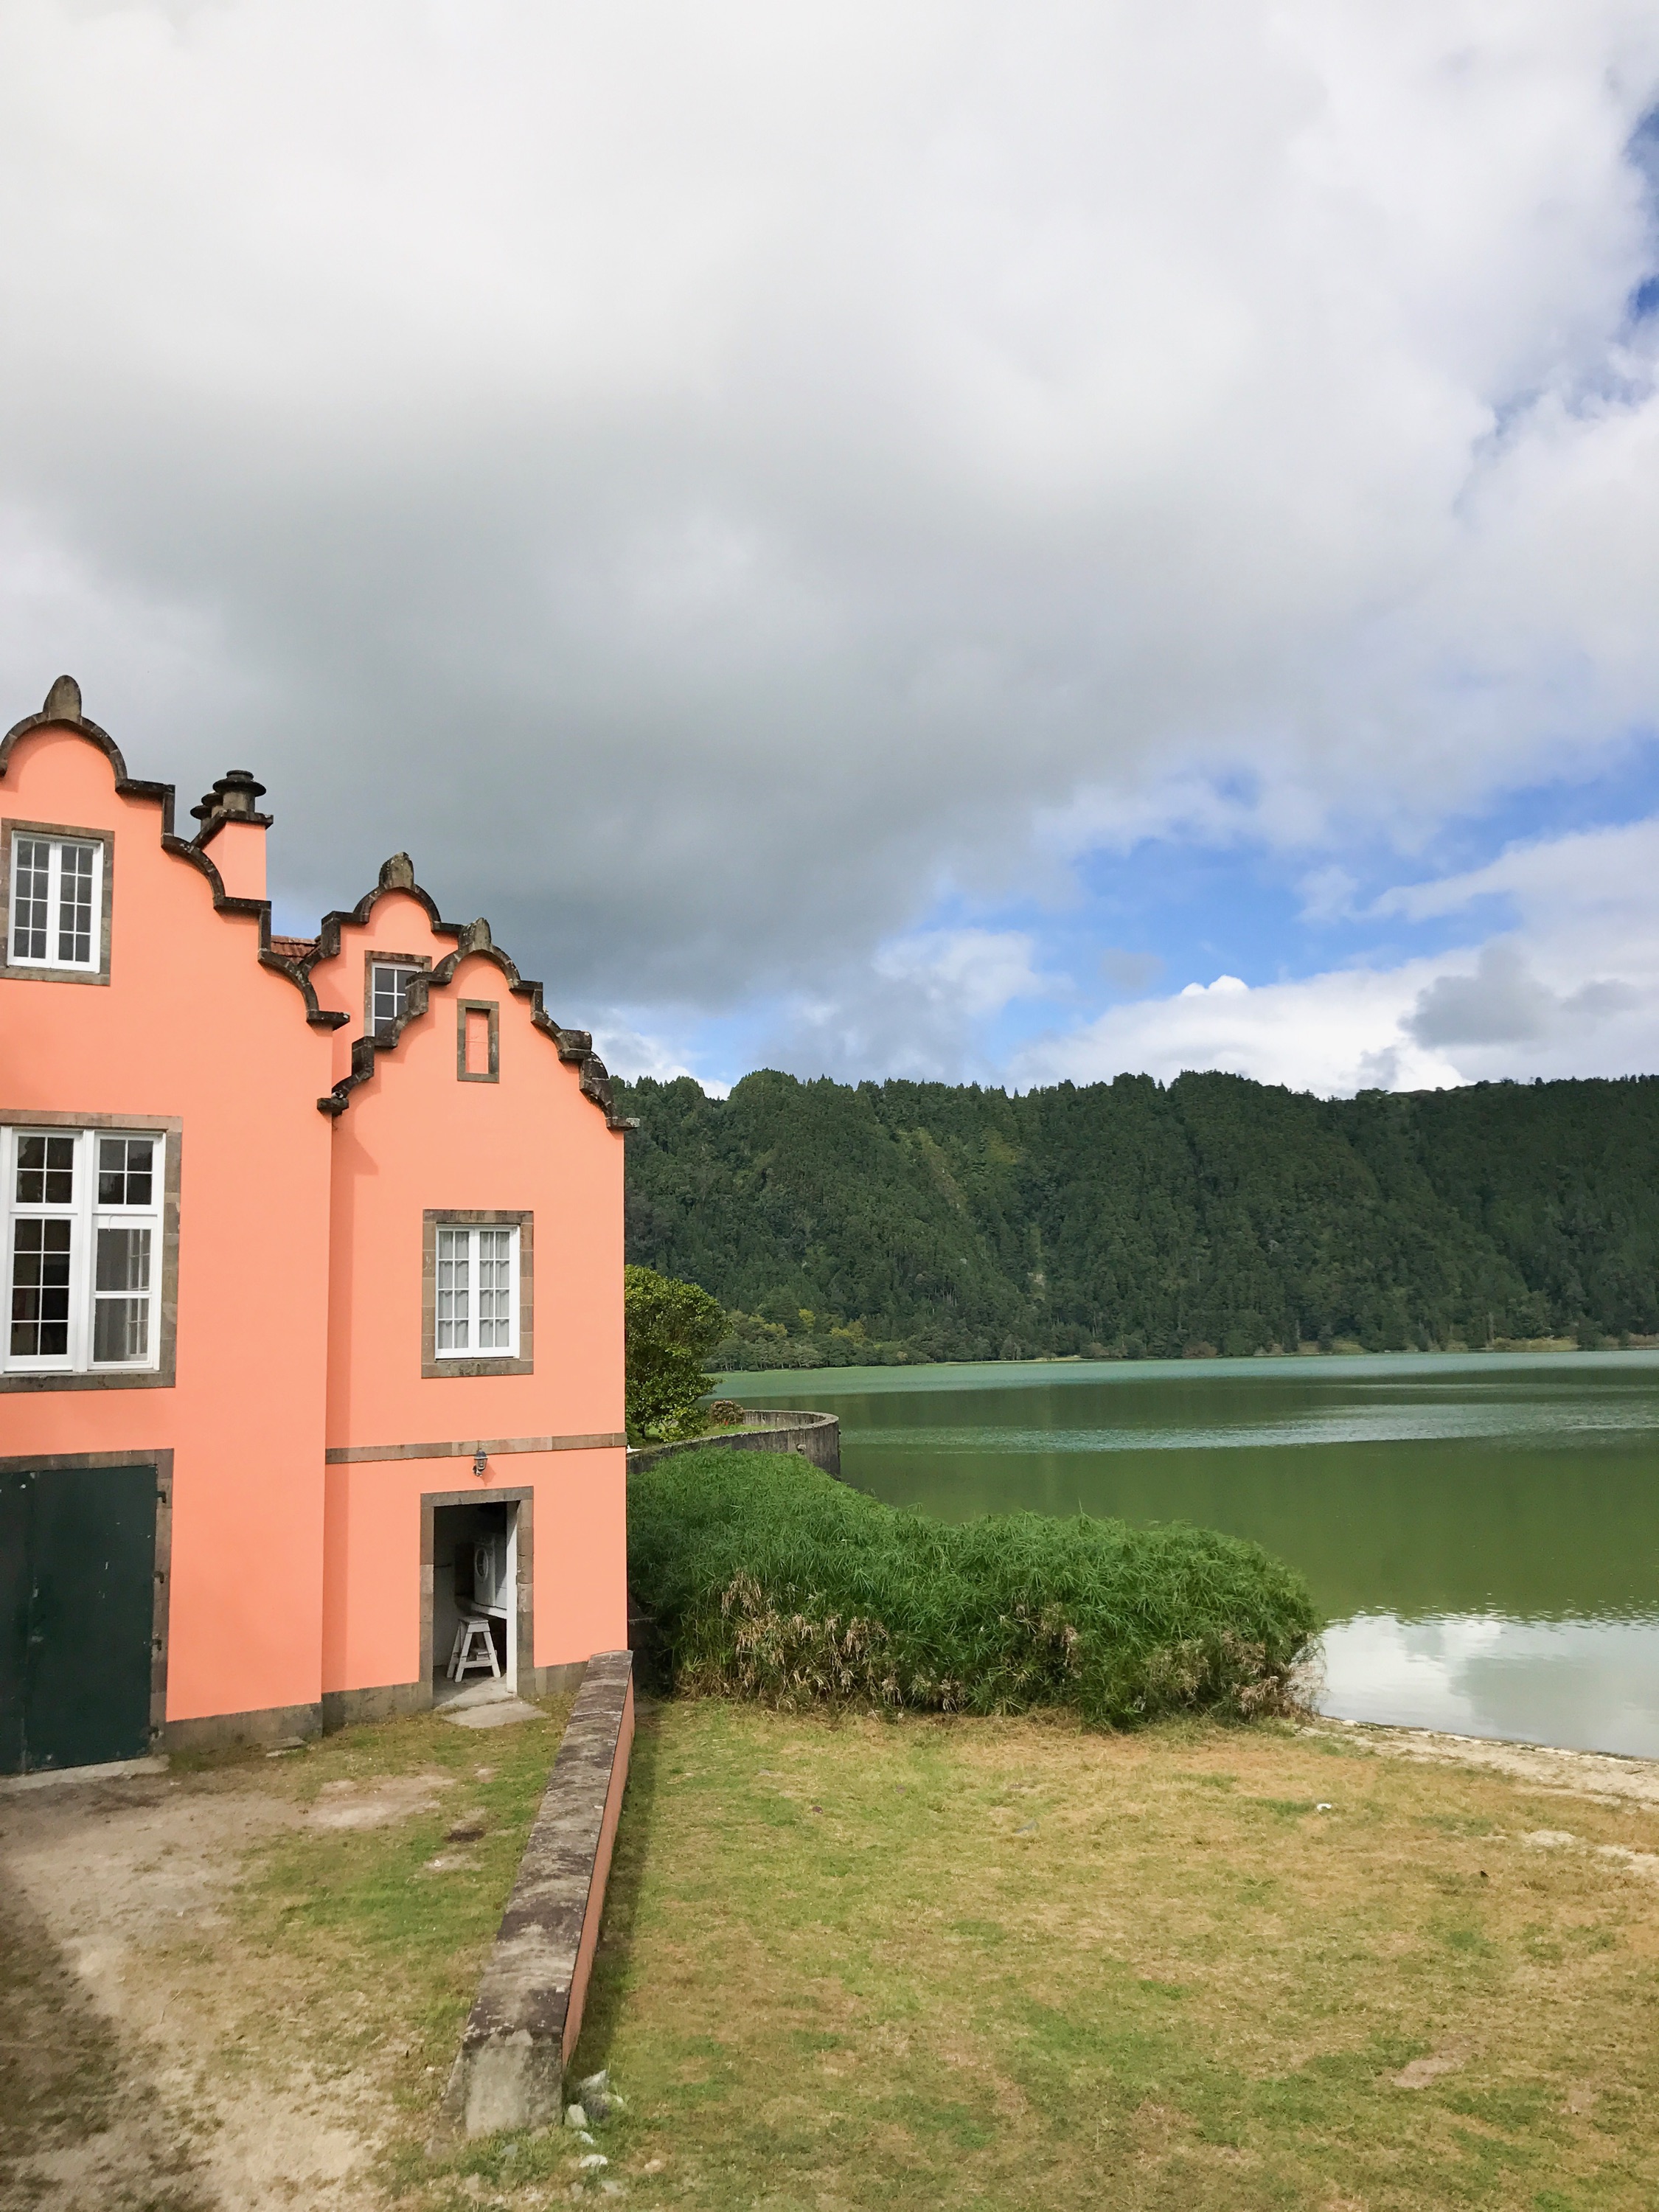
[
  {"left": 7, "top": 835, "right": 102, "bottom": 970},
  {"left": 370, "top": 962, "right": 415, "bottom": 1030},
  {"left": 4, "top": 1128, "right": 161, "bottom": 1373},
  {"left": 435, "top": 1225, "right": 518, "bottom": 1357}
]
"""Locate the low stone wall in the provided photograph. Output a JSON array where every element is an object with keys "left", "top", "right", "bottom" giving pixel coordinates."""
[
  {"left": 627, "top": 1408, "right": 841, "bottom": 1479},
  {"left": 445, "top": 1650, "right": 634, "bottom": 2138}
]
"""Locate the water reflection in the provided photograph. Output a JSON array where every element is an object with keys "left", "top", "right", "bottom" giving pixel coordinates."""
[
  {"left": 1320, "top": 1613, "right": 1659, "bottom": 1758},
  {"left": 733, "top": 1352, "right": 1659, "bottom": 1754}
]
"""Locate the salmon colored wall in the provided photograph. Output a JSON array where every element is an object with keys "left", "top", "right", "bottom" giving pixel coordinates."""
[
  {"left": 0, "top": 723, "right": 335, "bottom": 1723},
  {"left": 7, "top": 719, "right": 627, "bottom": 1736},
  {"left": 315, "top": 896, "right": 627, "bottom": 1691},
  {"left": 322, "top": 943, "right": 625, "bottom": 1447},
  {"left": 200, "top": 817, "right": 267, "bottom": 902},
  {"left": 526, "top": 1443, "right": 628, "bottom": 1669},
  {"left": 308, "top": 889, "right": 440, "bottom": 1085},
  {"left": 320, "top": 1457, "right": 423, "bottom": 1691},
  {"left": 319, "top": 1443, "right": 626, "bottom": 1693}
]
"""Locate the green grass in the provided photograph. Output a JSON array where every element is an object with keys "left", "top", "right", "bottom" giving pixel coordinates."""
[
  {"left": 231, "top": 1705, "right": 574, "bottom": 2096},
  {"left": 564, "top": 1700, "right": 1659, "bottom": 2211},
  {"left": 628, "top": 1447, "right": 1321, "bottom": 1723},
  {"left": 16, "top": 1688, "right": 1657, "bottom": 2211}
]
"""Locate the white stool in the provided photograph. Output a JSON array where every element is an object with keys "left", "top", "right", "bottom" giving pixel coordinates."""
[{"left": 448, "top": 1613, "right": 501, "bottom": 1682}]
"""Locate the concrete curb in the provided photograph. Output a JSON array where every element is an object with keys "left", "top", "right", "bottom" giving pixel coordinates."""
[{"left": 443, "top": 1649, "right": 635, "bottom": 2138}]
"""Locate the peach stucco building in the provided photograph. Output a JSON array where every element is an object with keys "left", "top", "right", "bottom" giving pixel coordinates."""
[{"left": 1, "top": 678, "right": 631, "bottom": 1773}]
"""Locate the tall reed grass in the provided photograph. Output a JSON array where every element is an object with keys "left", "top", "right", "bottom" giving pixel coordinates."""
[{"left": 627, "top": 1449, "right": 1321, "bottom": 1725}]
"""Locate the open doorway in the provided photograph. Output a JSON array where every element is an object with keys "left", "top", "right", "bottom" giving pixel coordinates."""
[{"left": 431, "top": 1499, "right": 518, "bottom": 1705}]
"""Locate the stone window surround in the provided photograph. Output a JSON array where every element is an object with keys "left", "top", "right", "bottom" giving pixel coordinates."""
[
  {"left": 422, "top": 1208, "right": 533, "bottom": 1377},
  {"left": 456, "top": 997, "right": 499, "bottom": 1082},
  {"left": 0, "top": 1446, "right": 173, "bottom": 1749},
  {"left": 0, "top": 818, "right": 116, "bottom": 987},
  {"left": 0, "top": 1110, "right": 181, "bottom": 1393},
  {"left": 363, "top": 947, "right": 431, "bottom": 1037}
]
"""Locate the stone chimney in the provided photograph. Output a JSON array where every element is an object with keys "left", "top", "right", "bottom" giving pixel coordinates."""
[{"left": 190, "top": 771, "right": 272, "bottom": 901}]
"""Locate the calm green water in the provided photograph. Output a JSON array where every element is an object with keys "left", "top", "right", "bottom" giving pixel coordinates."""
[{"left": 727, "top": 1352, "right": 1659, "bottom": 1758}]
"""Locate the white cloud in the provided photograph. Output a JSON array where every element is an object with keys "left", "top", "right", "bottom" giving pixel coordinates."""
[
  {"left": 1015, "top": 813, "right": 1659, "bottom": 1094},
  {"left": 1375, "top": 816, "right": 1659, "bottom": 925},
  {"left": 1404, "top": 942, "right": 1639, "bottom": 1049},
  {"left": 874, "top": 928, "right": 1056, "bottom": 1020},
  {"left": 1298, "top": 864, "right": 1360, "bottom": 924},
  {"left": 585, "top": 1014, "right": 714, "bottom": 1090},
  {"left": 1, "top": 3, "right": 1658, "bottom": 1046},
  {"left": 1015, "top": 959, "right": 1463, "bottom": 1093},
  {"left": 724, "top": 926, "right": 1060, "bottom": 1085}
]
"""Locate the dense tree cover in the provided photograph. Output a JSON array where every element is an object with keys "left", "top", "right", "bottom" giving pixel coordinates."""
[{"left": 616, "top": 1069, "right": 1659, "bottom": 1366}]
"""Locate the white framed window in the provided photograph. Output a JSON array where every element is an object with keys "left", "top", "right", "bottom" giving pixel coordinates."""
[
  {"left": 370, "top": 961, "right": 415, "bottom": 1029},
  {"left": 434, "top": 1223, "right": 520, "bottom": 1357},
  {"left": 4, "top": 1127, "right": 163, "bottom": 1374},
  {"left": 8, "top": 833, "right": 104, "bottom": 971}
]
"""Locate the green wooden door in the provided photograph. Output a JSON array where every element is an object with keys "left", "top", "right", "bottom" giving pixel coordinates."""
[
  {"left": 0, "top": 1464, "right": 156, "bottom": 1775},
  {"left": 0, "top": 1475, "right": 29, "bottom": 1774}
]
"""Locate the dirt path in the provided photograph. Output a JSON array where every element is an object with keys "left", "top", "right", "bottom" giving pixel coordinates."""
[{"left": 0, "top": 1757, "right": 448, "bottom": 2211}]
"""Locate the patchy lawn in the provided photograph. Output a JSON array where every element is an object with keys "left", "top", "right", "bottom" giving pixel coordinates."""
[
  {"left": 567, "top": 1703, "right": 1659, "bottom": 2212},
  {"left": 0, "top": 1696, "right": 571, "bottom": 2211},
  {"left": 4, "top": 1697, "right": 1659, "bottom": 2211}
]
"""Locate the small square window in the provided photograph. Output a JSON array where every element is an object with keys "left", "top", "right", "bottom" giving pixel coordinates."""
[
  {"left": 422, "top": 1210, "right": 532, "bottom": 1375},
  {"left": 435, "top": 1224, "right": 519, "bottom": 1356},
  {"left": 98, "top": 1136, "right": 153, "bottom": 1206},
  {"left": 6, "top": 831, "right": 107, "bottom": 975},
  {"left": 3, "top": 1125, "right": 169, "bottom": 1380},
  {"left": 364, "top": 954, "right": 428, "bottom": 1037},
  {"left": 372, "top": 964, "right": 412, "bottom": 1028},
  {"left": 16, "top": 1133, "right": 75, "bottom": 1206}
]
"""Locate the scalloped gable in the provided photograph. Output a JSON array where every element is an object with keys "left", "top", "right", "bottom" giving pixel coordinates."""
[
  {"left": 0, "top": 676, "right": 347, "bottom": 1033},
  {"left": 0, "top": 679, "right": 631, "bottom": 1135},
  {"left": 308, "top": 855, "right": 634, "bottom": 1130}
]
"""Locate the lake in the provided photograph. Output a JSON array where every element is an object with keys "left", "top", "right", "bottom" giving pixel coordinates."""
[{"left": 727, "top": 1351, "right": 1659, "bottom": 1758}]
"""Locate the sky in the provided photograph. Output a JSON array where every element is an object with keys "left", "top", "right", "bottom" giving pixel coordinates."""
[{"left": 4, "top": 1, "right": 1659, "bottom": 1099}]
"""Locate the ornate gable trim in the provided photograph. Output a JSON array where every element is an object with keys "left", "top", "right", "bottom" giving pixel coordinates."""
[
  {"left": 0, "top": 678, "right": 347, "bottom": 1033},
  {"left": 302, "top": 850, "right": 460, "bottom": 970},
  {"left": 313, "top": 862, "right": 634, "bottom": 1132},
  {"left": 0, "top": 684, "right": 627, "bottom": 1122}
]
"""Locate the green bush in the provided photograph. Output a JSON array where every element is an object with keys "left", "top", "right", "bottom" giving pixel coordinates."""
[
  {"left": 627, "top": 1448, "right": 1321, "bottom": 1726},
  {"left": 625, "top": 1265, "right": 727, "bottom": 1443}
]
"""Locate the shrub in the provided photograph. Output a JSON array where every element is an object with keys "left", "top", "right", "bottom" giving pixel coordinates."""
[
  {"left": 627, "top": 1448, "right": 1321, "bottom": 1727},
  {"left": 625, "top": 1265, "right": 727, "bottom": 1442}
]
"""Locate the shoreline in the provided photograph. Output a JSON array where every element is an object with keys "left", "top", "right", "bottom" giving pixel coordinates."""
[
  {"left": 723, "top": 1341, "right": 1659, "bottom": 1388},
  {"left": 1305, "top": 1714, "right": 1659, "bottom": 1805}
]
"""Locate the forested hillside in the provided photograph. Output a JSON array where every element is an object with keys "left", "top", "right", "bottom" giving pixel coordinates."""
[{"left": 616, "top": 1070, "right": 1659, "bottom": 1367}]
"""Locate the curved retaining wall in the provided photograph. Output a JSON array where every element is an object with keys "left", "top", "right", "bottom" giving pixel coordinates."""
[{"left": 627, "top": 1408, "right": 841, "bottom": 1480}]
